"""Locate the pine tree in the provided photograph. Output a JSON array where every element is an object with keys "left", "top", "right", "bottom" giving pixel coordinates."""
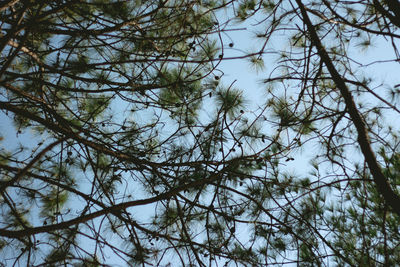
[{"left": 1, "top": 0, "right": 400, "bottom": 266}]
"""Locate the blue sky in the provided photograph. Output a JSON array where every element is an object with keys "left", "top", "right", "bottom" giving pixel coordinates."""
[{"left": 2, "top": 2, "right": 400, "bottom": 266}]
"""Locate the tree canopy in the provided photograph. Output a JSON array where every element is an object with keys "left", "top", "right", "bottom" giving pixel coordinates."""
[{"left": 1, "top": 0, "right": 400, "bottom": 266}]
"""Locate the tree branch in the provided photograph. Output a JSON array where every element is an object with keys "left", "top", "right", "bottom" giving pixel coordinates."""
[{"left": 295, "top": 0, "right": 400, "bottom": 216}]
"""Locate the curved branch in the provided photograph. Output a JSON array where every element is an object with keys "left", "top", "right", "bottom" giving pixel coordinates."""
[
  {"left": 295, "top": 0, "right": 400, "bottom": 216},
  {"left": 0, "top": 166, "right": 228, "bottom": 238}
]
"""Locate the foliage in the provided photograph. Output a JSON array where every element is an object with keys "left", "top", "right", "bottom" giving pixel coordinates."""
[{"left": 1, "top": 0, "right": 400, "bottom": 266}]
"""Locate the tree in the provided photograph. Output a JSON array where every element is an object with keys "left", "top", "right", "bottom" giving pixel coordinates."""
[{"left": 1, "top": 0, "right": 400, "bottom": 266}]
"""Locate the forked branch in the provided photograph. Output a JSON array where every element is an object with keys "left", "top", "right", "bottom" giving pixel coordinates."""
[{"left": 295, "top": 0, "right": 400, "bottom": 216}]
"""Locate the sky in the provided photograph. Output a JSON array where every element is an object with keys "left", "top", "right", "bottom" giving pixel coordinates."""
[{"left": 2, "top": 2, "right": 400, "bottom": 266}]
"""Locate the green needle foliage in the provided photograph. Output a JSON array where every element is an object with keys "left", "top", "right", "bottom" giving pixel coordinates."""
[{"left": 1, "top": 0, "right": 400, "bottom": 266}]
